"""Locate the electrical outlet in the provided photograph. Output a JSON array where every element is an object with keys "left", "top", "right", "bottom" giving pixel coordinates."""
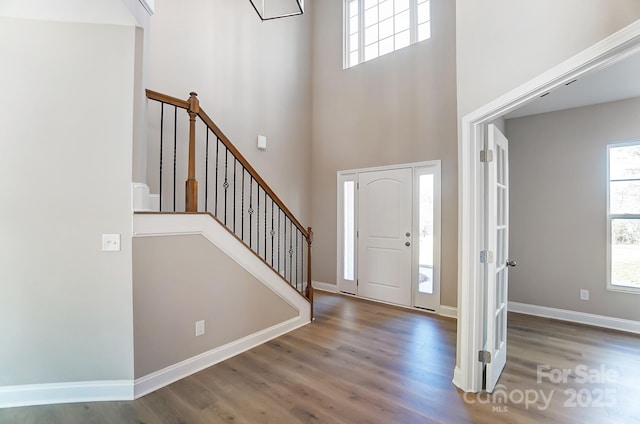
[
  {"left": 102, "top": 234, "right": 121, "bottom": 252},
  {"left": 195, "top": 320, "right": 205, "bottom": 336},
  {"left": 580, "top": 289, "right": 589, "bottom": 301}
]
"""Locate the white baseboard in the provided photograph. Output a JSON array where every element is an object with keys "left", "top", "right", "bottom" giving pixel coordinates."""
[
  {"left": 312, "top": 281, "right": 338, "bottom": 293},
  {"left": 508, "top": 301, "right": 640, "bottom": 335},
  {"left": 0, "top": 380, "right": 133, "bottom": 408},
  {"left": 134, "top": 316, "right": 308, "bottom": 398},
  {"left": 439, "top": 305, "right": 458, "bottom": 319}
]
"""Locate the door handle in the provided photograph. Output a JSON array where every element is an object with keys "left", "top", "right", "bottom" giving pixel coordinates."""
[
  {"left": 506, "top": 260, "right": 517, "bottom": 267},
  {"left": 405, "top": 242, "right": 411, "bottom": 246}
]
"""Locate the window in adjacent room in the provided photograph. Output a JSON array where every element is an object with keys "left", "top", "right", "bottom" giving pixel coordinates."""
[
  {"left": 607, "top": 141, "right": 640, "bottom": 293},
  {"left": 344, "top": 0, "right": 431, "bottom": 68}
]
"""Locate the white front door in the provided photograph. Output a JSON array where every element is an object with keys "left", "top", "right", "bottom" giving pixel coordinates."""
[
  {"left": 485, "top": 124, "right": 510, "bottom": 392},
  {"left": 358, "top": 168, "right": 413, "bottom": 306}
]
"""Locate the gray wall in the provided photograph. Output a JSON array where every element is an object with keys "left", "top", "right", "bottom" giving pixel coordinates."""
[
  {"left": 133, "top": 235, "right": 297, "bottom": 378},
  {"left": 0, "top": 17, "right": 137, "bottom": 385},
  {"left": 506, "top": 97, "right": 640, "bottom": 321},
  {"left": 311, "top": 0, "right": 459, "bottom": 307},
  {"left": 147, "top": 0, "right": 312, "bottom": 223}
]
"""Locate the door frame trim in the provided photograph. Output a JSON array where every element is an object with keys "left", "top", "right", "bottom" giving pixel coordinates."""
[
  {"left": 336, "top": 160, "right": 442, "bottom": 309},
  {"left": 454, "top": 21, "right": 640, "bottom": 393}
]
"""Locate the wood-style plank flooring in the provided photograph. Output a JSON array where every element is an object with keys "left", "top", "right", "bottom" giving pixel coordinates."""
[{"left": 1, "top": 292, "right": 639, "bottom": 423}]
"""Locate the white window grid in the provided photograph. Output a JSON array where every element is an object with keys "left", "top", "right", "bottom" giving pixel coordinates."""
[{"left": 345, "top": 0, "right": 431, "bottom": 68}]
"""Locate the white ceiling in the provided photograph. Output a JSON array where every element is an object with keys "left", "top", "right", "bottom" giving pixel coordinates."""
[{"left": 504, "top": 50, "right": 640, "bottom": 119}]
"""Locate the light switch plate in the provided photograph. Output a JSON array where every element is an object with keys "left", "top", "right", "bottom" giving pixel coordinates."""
[
  {"left": 257, "top": 135, "right": 267, "bottom": 150},
  {"left": 102, "top": 234, "right": 121, "bottom": 252},
  {"left": 195, "top": 320, "right": 205, "bottom": 336}
]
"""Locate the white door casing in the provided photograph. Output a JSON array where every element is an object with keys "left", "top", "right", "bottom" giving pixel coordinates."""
[
  {"left": 484, "top": 124, "right": 509, "bottom": 392},
  {"left": 358, "top": 168, "right": 413, "bottom": 306},
  {"left": 454, "top": 21, "right": 640, "bottom": 395}
]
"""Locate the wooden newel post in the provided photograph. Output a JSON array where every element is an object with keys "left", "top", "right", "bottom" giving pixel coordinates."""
[
  {"left": 306, "top": 227, "right": 314, "bottom": 321},
  {"left": 186, "top": 92, "right": 200, "bottom": 212}
]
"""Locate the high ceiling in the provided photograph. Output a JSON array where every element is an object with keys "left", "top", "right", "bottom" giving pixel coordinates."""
[{"left": 504, "top": 49, "right": 640, "bottom": 119}]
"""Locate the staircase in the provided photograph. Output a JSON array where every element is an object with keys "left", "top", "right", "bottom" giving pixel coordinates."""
[
  {"left": 130, "top": 90, "right": 314, "bottom": 397},
  {"left": 140, "top": 89, "right": 313, "bottom": 312}
]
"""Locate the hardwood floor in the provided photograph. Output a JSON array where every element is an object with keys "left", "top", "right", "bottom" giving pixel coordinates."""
[{"left": 2, "top": 292, "right": 639, "bottom": 423}]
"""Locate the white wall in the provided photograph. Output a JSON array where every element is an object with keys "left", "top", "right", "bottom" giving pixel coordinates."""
[
  {"left": 506, "top": 97, "right": 640, "bottom": 322},
  {"left": 0, "top": 0, "right": 137, "bottom": 26},
  {"left": 456, "top": 0, "right": 640, "bottom": 119},
  {"left": 0, "top": 17, "right": 136, "bottom": 385},
  {"left": 311, "top": 0, "right": 459, "bottom": 307},
  {"left": 147, "top": 0, "right": 313, "bottom": 223}
]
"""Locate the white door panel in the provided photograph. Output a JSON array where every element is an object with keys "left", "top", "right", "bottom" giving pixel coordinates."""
[
  {"left": 485, "top": 124, "right": 510, "bottom": 392},
  {"left": 358, "top": 168, "right": 413, "bottom": 306}
]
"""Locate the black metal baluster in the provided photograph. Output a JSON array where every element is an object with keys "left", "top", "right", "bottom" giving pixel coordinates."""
[
  {"left": 284, "top": 216, "right": 287, "bottom": 280},
  {"left": 224, "top": 148, "right": 229, "bottom": 225},
  {"left": 271, "top": 199, "right": 275, "bottom": 267},
  {"left": 301, "top": 232, "right": 305, "bottom": 294},
  {"left": 264, "top": 189, "right": 267, "bottom": 261},
  {"left": 215, "top": 137, "right": 219, "bottom": 217},
  {"left": 241, "top": 168, "right": 245, "bottom": 242},
  {"left": 277, "top": 210, "right": 281, "bottom": 273},
  {"left": 249, "top": 176, "right": 253, "bottom": 248},
  {"left": 233, "top": 158, "right": 237, "bottom": 233},
  {"left": 289, "top": 219, "right": 293, "bottom": 285},
  {"left": 296, "top": 228, "right": 299, "bottom": 290},
  {"left": 159, "top": 103, "right": 164, "bottom": 211},
  {"left": 205, "top": 129, "right": 209, "bottom": 212},
  {"left": 173, "top": 106, "right": 177, "bottom": 212},
  {"left": 257, "top": 185, "right": 260, "bottom": 256}
]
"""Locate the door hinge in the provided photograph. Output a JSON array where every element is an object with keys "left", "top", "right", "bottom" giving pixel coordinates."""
[
  {"left": 480, "top": 250, "right": 494, "bottom": 264},
  {"left": 356, "top": 278, "right": 359, "bottom": 286},
  {"left": 479, "top": 350, "right": 492, "bottom": 364},
  {"left": 480, "top": 149, "right": 494, "bottom": 163}
]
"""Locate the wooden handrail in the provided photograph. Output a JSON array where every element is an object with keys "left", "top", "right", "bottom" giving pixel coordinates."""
[{"left": 146, "top": 89, "right": 189, "bottom": 109}]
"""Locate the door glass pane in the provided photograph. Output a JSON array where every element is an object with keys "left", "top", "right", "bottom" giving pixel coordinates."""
[
  {"left": 418, "top": 174, "right": 434, "bottom": 294},
  {"left": 611, "top": 218, "right": 640, "bottom": 288},
  {"left": 343, "top": 181, "right": 356, "bottom": 281}
]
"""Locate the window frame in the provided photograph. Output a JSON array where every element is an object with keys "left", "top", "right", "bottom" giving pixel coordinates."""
[
  {"left": 343, "top": 0, "right": 431, "bottom": 69},
  {"left": 606, "top": 140, "right": 640, "bottom": 294}
]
